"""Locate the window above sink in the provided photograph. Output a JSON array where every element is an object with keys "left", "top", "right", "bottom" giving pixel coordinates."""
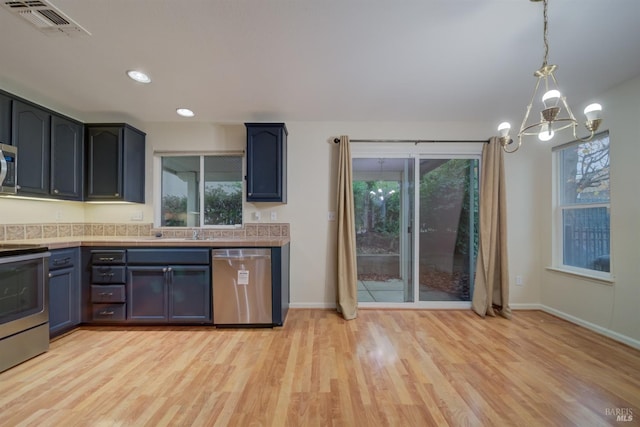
[{"left": 156, "top": 154, "right": 243, "bottom": 228}]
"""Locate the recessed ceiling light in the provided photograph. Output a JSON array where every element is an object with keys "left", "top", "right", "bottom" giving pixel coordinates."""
[
  {"left": 126, "top": 70, "right": 151, "bottom": 84},
  {"left": 176, "top": 108, "right": 195, "bottom": 118}
]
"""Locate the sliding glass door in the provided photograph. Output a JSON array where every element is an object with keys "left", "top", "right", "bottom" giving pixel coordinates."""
[
  {"left": 418, "top": 158, "right": 478, "bottom": 301},
  {"left": 352, "top": 151, "right": 479, "bottom": 305},
  {"left": 353, "top": 158, "right": 414, "bottom": 303}
]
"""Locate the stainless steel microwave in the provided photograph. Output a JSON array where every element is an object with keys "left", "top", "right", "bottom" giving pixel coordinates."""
[{"left": 0, "top": 143, "right": 17, "bottom": 195}]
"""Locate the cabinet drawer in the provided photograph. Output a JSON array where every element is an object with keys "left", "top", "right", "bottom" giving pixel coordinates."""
[
  {"left": 50, "top": 249, "right": 75, "bottom": 270},
  {"left": 127, "top": 249, "right": 210, "bottom": 265},
  {"left": 91, "top": 285, "right": 126, "bottom": 303},
  {"left": 92, "top": 303, "right": 126, "bottom": 321},
  {"left": 91, "top": 250, "right": 126, "bottom": 264},
  {"left": 92, "top": 266, "right": 126, "bottom": 283}
]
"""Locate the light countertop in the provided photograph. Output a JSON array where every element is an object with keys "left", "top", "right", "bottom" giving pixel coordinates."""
[{"left": 5, "top": 236, "right": 290, "bottom": 250}]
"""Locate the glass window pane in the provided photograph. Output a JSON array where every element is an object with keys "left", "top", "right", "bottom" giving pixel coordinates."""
[
  {"left": 204, "top": 156, "right": 243, "bottom": 226},
  {"left": 161, "top": 156, "right": 200, "bottom": 227},
  {"left": 562, "top": 207, "right": 610, "bottom": 272},
  {"left": 559, "top": 134, "right": 610, "bottom": 205},
  {"left": 352, "top": 158, "right": 414, "bottom": 303},
  {"left": 419, "top": 159, "right": 478, "bottom": 302}
]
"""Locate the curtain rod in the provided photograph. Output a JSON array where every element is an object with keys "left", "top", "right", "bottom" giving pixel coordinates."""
[{"left": 332, "top": 138, "right": 489, "bottom": 144}]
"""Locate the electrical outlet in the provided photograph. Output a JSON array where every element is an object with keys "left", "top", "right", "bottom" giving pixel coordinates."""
[
  {"left": 254, "top": 211, "right": 261, "bottom": 221},
  {"left": 328, "top": 211, "right": 336, "bottom": 221},
  {"left": 131, "top": 211, "right": 144, "bottom": 221},
  {"left": 515, "top": 275, "right": 523, "bottom": 286},
  {"left": 270, "top": 211, "right": 277, "bottom": 221}
]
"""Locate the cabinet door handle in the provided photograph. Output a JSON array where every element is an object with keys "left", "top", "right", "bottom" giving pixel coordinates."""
[{"left": 54, "top": 189, "right": 59, "bottom": 194}]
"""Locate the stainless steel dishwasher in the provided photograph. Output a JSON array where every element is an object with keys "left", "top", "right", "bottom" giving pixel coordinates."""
[{"left": 212, "top": 248, "right": 272, "bottom": 326}]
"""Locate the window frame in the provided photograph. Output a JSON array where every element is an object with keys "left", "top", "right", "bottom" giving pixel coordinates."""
[
  {"left": 154, "top": 152, "right": 244, "bottom": 229},
  {"left": 552, "top": 131, "right": 612, "bottom": 281}
]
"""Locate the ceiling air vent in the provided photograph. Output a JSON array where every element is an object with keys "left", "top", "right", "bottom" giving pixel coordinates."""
[{"left": 1, "top": 0, "right": 90, "bottom": 37}]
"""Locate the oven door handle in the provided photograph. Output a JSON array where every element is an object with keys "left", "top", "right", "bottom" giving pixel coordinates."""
[{"left": 0, "top": 251, "right": 51, "bottom": 264}]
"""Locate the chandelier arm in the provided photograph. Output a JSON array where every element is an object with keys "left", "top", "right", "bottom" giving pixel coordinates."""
[
  {"left": 572, "top": 126, "right": 596, "bottom": 142},
  {"left": 503, "top": 136, "right": 522, "bottom": 153},
  {"left": 518, "top": 77, "right": 543, "bottom": 135}
]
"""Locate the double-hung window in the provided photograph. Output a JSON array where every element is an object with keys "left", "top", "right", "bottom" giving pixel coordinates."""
[
  {"left": 554, "top": 131, "right": 611, "bottom": 278},
  {"left": 158, "top": 154, "right": 243, "bottom": 227}
]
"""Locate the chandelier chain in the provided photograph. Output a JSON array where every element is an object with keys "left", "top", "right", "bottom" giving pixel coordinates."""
[{"left": 542, "top": 0, "right": 549, "bottom": 67}]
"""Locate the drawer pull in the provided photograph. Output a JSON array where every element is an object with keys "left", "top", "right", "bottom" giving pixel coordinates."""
[
  {"left": 99, "top": 310, "right": 115, "bottom": 316},
  {"left": 100, "top": 272, "right": 114, "bottom": 277},
  {"left": 98, "top": 292, "right": 114, "bottom": 296},
  {"left": 53, "top": 257, "right": 71, "bottom": 265},
  {"left": 99, "top": 257, "right": 115, "bottom": 262}
]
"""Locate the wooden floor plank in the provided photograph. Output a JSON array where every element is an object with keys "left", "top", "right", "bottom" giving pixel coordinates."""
[{"left": 1, "top": 309, "right": 639, "bottom": 426}]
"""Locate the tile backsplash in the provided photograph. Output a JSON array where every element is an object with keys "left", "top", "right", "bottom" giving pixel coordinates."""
[{"left": 0, "top": 223, "right": 289, "bottom": 241}]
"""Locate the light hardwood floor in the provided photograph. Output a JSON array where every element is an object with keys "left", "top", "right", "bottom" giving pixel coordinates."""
[{"left": 1, "top": 309, "right": 639, "bottom": 426}]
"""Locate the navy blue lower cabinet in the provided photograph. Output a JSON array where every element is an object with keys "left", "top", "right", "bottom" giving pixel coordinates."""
[
  {"left": 126, "top": 249, "right": 211, "bottom": 324},
  {"left": 49, "top": 248, "right": 80, "bottom": 337}
]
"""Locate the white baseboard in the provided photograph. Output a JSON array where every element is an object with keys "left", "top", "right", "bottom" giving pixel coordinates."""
[
  {"left": 289, "top": 302, "right": 336, "bottom": 309},
  {"left": 510, "top": 303, "right": 543, "bottom": 310},
  {"left": 541, "top": 305, "right": 640, "bottom": 350}
]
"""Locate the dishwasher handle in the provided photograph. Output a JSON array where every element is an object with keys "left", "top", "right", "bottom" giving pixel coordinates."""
[{"left": 212, "top": 249, "right": 270, "bottom": 260}]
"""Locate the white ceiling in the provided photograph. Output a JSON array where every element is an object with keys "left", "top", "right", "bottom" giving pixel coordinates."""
[{"left": 1, "top": 0, "right": 639, "bottom": 127}]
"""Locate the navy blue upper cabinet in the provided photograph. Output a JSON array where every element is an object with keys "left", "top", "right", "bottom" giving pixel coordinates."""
[
  {"left": 86, "top": 124, "right": 145, "bottom": 203},
  {"left": 12, "top": 100, "right": 51, "bottom": 196},
  {"left": 245, "top": 123, "right": 287, "bottom": 203},
  {"left": 51, "top": 115, "right": 83, "bottom": 200},
  {"left": 0, "top": 92, "right": 11, "bottom": 145}
]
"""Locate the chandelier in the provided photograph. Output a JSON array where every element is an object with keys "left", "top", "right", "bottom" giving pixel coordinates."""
[{"left": 497, "top": 0, "right": 603, "bottom": 153}]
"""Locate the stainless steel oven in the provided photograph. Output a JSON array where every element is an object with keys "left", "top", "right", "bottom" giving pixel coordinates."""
[{"left": 0, "top": 244, "right": 51, "bottom": 373}]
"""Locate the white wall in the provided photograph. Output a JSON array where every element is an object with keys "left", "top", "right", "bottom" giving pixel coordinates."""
[
  {"left": 537, "top": 75, "right": 640, "bottom": 343},
  {"left": 0, "top": 198, "right": 84, "bottom": 224}
]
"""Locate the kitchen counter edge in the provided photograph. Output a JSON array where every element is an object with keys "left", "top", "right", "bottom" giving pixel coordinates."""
[{"left": 6, "top": 236, "right": 290, "bottom": 250}]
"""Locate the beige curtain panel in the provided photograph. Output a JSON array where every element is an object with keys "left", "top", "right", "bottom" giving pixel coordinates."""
[
  {"left": 336, "top": 135, "right": 358, "bottom": 320},
  {"left": 472, "top": 137, "right": 512, "bottom": 319}
]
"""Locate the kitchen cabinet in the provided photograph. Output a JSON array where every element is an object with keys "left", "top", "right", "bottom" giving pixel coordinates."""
[
  {"left": 85, "top": 124, "right": 145, "bottom": 203},
  {"left": 245, "top": 123, "right": 287, "bottom": 203},
  {"left": 12, "top": 100, "right": 50, "bottom": 196},
  {"left": 127, "top": 249, "right": 210, "bottom": 323},
  {"left": 49, "top": 248, "right": 80, "bottom": 337},
  {"left": 0, "top": 92, "right": 11, "bottom": 145},
  {"left": 8, "top": 95, "right": 84, "bottom": 200},
  {"left": 89, "top": 250, "right": 127, "bottom": 322},
  {"left": 50, "top": 115, "right": 83, "bottom": 200}
]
